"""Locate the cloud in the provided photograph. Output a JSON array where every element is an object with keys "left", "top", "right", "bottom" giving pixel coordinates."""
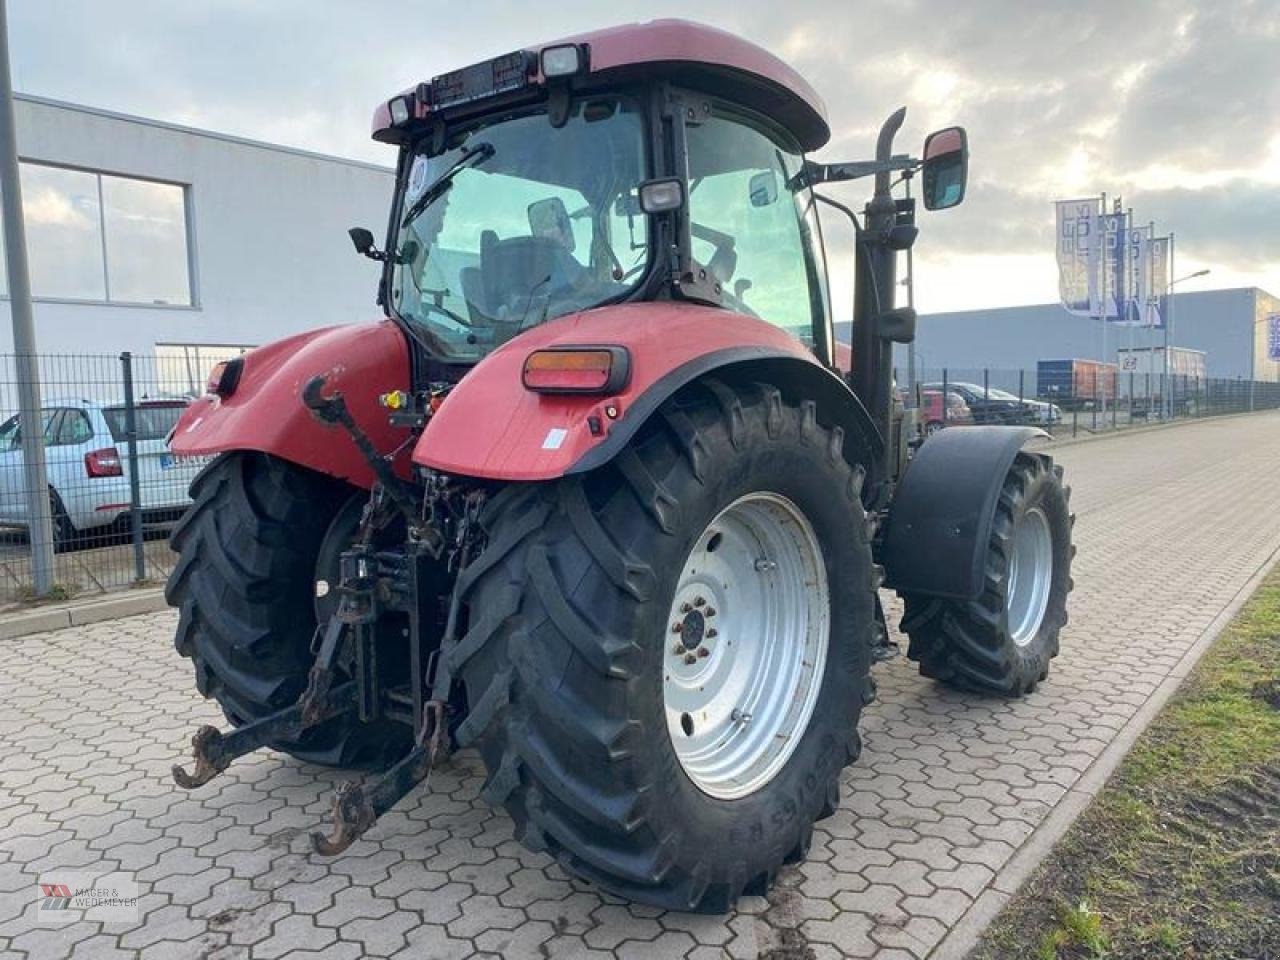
[{"left": 7, "top": 0, "right": 1278, "bottom": 304}]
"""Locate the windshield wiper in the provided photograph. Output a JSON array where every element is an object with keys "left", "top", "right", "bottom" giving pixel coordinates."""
[{"left": 401, "top": 142, "right": 495, "bottom": 229}]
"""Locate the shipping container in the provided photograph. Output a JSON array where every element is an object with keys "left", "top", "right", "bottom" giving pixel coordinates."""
[
  {"left": 1116, "top": 346, "right": 1207, "bottom": 416},
  {"left": 1036, "top": 359, "right": 1118, "bottom": 409}
]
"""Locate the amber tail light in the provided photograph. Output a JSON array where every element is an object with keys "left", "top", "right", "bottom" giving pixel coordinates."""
[{"left": 522, "top": 347, "right": 630, "bottom": 394}]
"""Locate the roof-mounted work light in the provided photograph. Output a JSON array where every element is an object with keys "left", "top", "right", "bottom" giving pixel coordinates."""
[
  {"left": 540, "top": 44, "right": 588, "bottom": 78},
  {"left": 388, "top": 95, "right": 414, "bottom": 127}
]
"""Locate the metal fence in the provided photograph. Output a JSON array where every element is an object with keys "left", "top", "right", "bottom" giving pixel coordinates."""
[
  {"left": 0, "top": 351, "right": 1278, "bottom": 605},
  {"left": 0, "top": 352, "right": 212, "bottom": 605},
  {"left": 903, "top": 366, "right": 1280, "bottom": 436}
]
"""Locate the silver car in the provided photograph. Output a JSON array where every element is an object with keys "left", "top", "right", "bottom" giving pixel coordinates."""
[{"left": 0, "top": 398, "right": 210, "bottom": 549}]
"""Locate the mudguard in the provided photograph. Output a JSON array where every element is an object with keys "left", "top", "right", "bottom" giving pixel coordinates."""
[
  {"left": 880, "top": 425, "right": 1048, "bottom": 600},
  {"left": 414, "top": 302, "right": 881, "bottom": 481},
  {"left": 169, "top": 321, "right": 411, "bottom": 489}
]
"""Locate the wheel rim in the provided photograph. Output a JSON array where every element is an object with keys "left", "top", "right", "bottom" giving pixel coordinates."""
[
  {"left": 664, "top": 492, "right": 830, "bottom": 800},
  {"left": 1006, "top": 506, "right": 1053, "bottom": 646}
]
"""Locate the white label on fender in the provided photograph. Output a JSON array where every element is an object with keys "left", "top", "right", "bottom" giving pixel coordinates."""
[{"left": 542, "top": 428, "right": 568, "bottom": 450}]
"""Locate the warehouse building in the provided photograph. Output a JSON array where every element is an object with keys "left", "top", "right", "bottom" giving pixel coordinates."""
[
  {"left": 894, "top": 287, "right": 1280, "bottom": 383},
  {"left": 0, "top": 94, "right": 394, "bottom": 393}
]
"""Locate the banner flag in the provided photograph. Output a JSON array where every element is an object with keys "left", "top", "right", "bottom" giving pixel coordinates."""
[
  {"left": 1116, "top": 222, "right": 1149, "bottom": 325},
  {"left": 1267, "top": 314, "right": 1280, "bottom": 362},
  {"left": 1146, "top": 235, "right": 1170, "bottom": 328},
  {"left": 1055, "top": 198, "right": 1100, "bottom": 316},
  {"left": 1099, "top": 211, "right": 1127, "bottom": 321}
]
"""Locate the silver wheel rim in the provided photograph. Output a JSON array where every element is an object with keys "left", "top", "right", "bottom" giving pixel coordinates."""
[
  {"left": 1006, "top": 506, "right": 1053, "bottom": 647},
  {"left": 664, "top": 492, "right": 830, "bottom": 800}
]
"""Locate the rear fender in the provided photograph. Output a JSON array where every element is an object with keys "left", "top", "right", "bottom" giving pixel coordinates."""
[
  {"left": 169, "top": 321, "right": 411, "bottom": 488},
  {"left": 881, "top": 426, "right": 1048, "bottom": 600},
  {"left": 414, "top": 302, "right": 882, "bottom": 481}
]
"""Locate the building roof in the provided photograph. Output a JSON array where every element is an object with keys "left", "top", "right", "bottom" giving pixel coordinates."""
[{"left": 16, "top": 92, "right": 392, "bottom": 175}]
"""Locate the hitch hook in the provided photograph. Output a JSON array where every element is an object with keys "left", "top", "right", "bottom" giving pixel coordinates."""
[
  {"left": 310, "top": 700, "right": 448, "bottom": 856},
  {"left": 172, "top": 725, "right": 230, "bottom": 789}
]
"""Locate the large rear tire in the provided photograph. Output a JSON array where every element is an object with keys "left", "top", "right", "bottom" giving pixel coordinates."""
[
  {"left": 166, "top": 452, "right": 410, "bottom": 768},
  {"left": 902, "top": 451, "right": 1073, "bottom": 695},
  {"left": 453, "top": 380, "right": 877, "bottom": 911}
]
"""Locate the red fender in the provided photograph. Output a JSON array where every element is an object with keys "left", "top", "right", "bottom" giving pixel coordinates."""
[
  {"left": 169, "top": 321, "right": 411, "bottom": 488},
  {"left": 414, "top": 302, "right": 836, "bottom": 481}
]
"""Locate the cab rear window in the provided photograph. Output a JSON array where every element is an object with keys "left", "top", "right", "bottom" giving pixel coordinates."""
[{"left": 102, "top": 403, "right": 186, "bottom": 442}]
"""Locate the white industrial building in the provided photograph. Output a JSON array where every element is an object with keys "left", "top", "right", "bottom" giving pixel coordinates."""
[
  {"left": 0, "top": 94, "right": 394, "bottom": 393},
  {"left": 889, "top": 287, "right": 1280, "bottom": 384}
]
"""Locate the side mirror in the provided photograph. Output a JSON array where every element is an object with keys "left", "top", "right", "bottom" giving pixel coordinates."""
[
  {"left": 748, "top": 170, "right": 778, "bottom": 207},
  {"left": 920, "top": 127, "right": 968, "bottom": 210},
  {"left": 527, "top": 197, "right": 575, "bottom": 252},
  {"left": 348, "top": 227, "right": 377, "bottom": 256}
]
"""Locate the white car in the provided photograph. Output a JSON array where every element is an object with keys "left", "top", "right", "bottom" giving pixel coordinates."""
[{"left": 0, "top": 398, "right": 209, "bottom": 549}]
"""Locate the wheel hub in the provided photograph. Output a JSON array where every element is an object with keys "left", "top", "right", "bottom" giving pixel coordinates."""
[
  {"left": 664, "top": 492, "right": 829, "bottom": 800},
  {"left": 678, "top": 608, "right": 707, "bottom": 651}
]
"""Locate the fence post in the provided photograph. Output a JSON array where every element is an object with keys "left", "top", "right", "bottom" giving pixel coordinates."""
[
  {"left": 1091, "top": 381, "right": 1098, "bottom": 431},
  {"left": 1128, "top": 371, "right": 1134, "bottom": 426},
  {"left": 120, "top": 352, "right": 146, "bottom": 582},
  {"left": 1072, "top": 404, "right": 1078, "bottom": 438},
  {"left": 1111, "top": 369, "right": 1118, "bottom": 430}
]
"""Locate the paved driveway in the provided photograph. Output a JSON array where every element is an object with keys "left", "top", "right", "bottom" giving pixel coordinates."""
[{"left": 3, "top": 412, "right": 1280, "bottom": 960}]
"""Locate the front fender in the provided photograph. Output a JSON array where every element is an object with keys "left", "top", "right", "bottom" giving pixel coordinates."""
[
  {"left": 415, "top": 302, "right": 880, "bottom": 481},
  {"left": 170, "top": 321, "right": 411, "bottom": 488},
  {"left": 881, "top": 425, "right": 1049, "bottom": 600}
]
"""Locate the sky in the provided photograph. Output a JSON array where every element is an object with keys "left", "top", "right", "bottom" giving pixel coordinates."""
[{"left": 8, "top": 0, "right": 1279, "bottom": 315}]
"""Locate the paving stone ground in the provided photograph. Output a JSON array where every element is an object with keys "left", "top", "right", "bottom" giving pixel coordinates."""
[{"left": 3, "top": 411, "right": 1280, "bottom": 960}]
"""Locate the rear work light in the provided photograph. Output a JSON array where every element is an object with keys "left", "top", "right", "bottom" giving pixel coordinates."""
[
  {"left": 522, "top": 346, "right": 630, "bottom": 395},
  {"left": 85, "top": 447, "right": 123, "bottom": 478},
  {"left": 207, "top": 356, "right": 244, "bottom": 398},
  {"left": 540, "top": 43, "right": 588, "bottom": 78}
]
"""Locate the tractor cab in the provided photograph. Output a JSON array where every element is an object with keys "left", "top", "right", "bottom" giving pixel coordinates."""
[{"left": 361, "top": 21, "right": 959, "bottom": 374}]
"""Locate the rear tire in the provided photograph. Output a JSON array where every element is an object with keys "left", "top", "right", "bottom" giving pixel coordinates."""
[
  {"left": 454, "top": 380, "right": 877, "bottom": 911},
  {"left": 902, "top": 451, "right": 1073, "bottom": 695},
  {"left": 166, "top": 451, "right": 410, "bottom": 768}
]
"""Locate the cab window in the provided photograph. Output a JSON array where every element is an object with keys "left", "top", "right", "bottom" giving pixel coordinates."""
[{"left": 685, "top": 110, "right": 826, "bottom": 345}]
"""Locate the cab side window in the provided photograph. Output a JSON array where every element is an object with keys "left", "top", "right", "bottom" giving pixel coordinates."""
[{"left": 684, "top": 111, "right": 825, "bottom": 345}]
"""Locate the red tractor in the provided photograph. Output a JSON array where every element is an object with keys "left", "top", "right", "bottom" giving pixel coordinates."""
[{"left": 168, "top": 20, "right": 1072, "bottom": 912}]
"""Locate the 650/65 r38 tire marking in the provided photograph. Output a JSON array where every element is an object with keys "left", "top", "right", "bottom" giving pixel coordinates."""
[{"left": 455, "top": 379, "right": 878, "bottom": 912}]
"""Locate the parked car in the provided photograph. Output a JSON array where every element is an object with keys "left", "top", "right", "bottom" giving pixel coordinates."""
[
  {"left": 922, "top": 381, "right": 1058, "bottom": 425},
  {"left": 918, "top": 388, "right": 974, "bottom": 435},
  {"left": 0, "top": 398, "right": 209, "bottom": 549}
]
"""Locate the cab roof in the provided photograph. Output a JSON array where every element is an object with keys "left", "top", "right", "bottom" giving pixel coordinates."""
[{"left": 372, "top": 19, "right": 830, "bottom": 152}]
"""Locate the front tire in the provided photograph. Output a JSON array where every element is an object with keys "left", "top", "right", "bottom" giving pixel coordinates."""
[
  {"left": 902, "top": 451, "right": 1073, "bottom": 695},
  {"left": 454, "top": 380, "right": 877, "bottom": 911}
]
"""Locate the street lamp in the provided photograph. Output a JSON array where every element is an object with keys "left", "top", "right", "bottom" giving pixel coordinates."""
[
  {"left": 1162, "top": 264, "right": 1210, "bottom": 418},
  {"left": 1170, "top": 268, "right": 1210, "bottom": 288}
]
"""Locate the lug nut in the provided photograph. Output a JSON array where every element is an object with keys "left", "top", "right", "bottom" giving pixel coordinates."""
[
  {"left": 673, "top": 644, "right": 685, "bottom": 655},
  {"left": 680, "top": 602, "right": 692, "bottom": 613},
  {"left": 705, "top": 607, "right": 716, "bottom": 617},
  {"left": 697, "top": 647, "right": 710, "bottom": 658},
  {"left": 672, "top": 622, "right": 684, "bottom": 633},
  {"left": 706, "top": 628, "right": 718, "bottom": 639},
  {"left": 683, "top": 653, "right": 698, "bottom": 665},
  {"left": 694, "top": 596, "right": 706, "bottom": 607}
]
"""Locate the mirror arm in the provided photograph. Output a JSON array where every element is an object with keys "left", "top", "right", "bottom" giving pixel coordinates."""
[{"left": 800, "top": 155, "right": 918, "bottom": 189}]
